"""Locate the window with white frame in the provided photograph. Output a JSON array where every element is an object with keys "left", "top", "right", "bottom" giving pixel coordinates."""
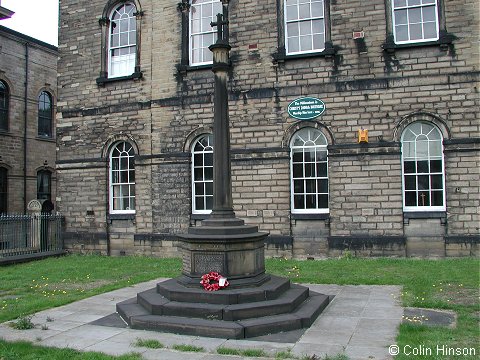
[
  {"left": 109, "top": 141, "right": 135, "bottom": 213},
  {"left": 189, "top": 0, "right": 222, "bottom": 66},
  {"left": 285, "top": 0, "right": 326, "bottom": 55},
  {"left": 108, "top": 3, "right": 137, "bottom": 78},
  {"left": 392, "top": 0, "right": 439, "bottom": 44},
  {"left": 290, "top": 128, "right": 328, "bottom": 213},
  {"left": 192, "top": 134, "right": 213, "bottom": 213},
  {"left": 402, "top": 122, "right": 445, "bottom": 211}
]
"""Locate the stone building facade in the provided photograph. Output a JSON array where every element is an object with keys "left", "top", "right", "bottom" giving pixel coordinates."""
[
  {"left": 57, "top": 0, "right": 479, "bottom": 258},
  {"left": 0, "top": 25, "right": 58, "bottom": 214}
]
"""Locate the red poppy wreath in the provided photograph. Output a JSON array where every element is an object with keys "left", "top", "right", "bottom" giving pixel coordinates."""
[{"left": 200, "top": 271, "right": 229, "bottom": 291}]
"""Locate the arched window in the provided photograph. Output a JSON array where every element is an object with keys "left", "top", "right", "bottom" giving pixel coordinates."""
[
  {"left": 109, "top": 141, "right": 135, "bottom": 213},
  {"left": 192, "top": 134, "right": 213, "bottom": 214},
  {"left": 189, "top": 0, "right": 222, "bottom": 66},
  {"left": 108, "top": 2, "right": 137, "bottom": 78},
  {"left": 290, "top": 127, "right": 328, "bottom": 213},
  {"left": 37, "top": 170, "right": 51, "bottom": 201},
  {"left": 0, "top": 167, "right": 7, "bottom": 214},
  {"left": 0, "top": 81, "right": 9, "bottom": 131},
  {"left": 38, "top": 91, "right": 53, "bottom": 138},
  {"left": 402, "top": 121, "right": 445, "bottom": 211}
]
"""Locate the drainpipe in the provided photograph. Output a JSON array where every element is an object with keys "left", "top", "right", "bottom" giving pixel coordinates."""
[
  {"left": 105, "top": 161, "right": 110, "bottom": 255},
  {"left": 23, "top": 43, "right": 29, "bottom": 214}
]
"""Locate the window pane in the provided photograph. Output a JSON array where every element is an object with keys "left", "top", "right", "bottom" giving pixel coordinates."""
[
  {"left": 292, "top": 150, "right": 303, "bottom": 162},
  {"left": 311, "top": 2, "right": 324, "bottom": 17},
  {"left": 293, "top": 164, "right": 303, "bottom": 178},
  {"left": 196, "top": 197, "right": 205, "bottom": 210},
  {"left": 299, "top": 4, "right": 310, "bottom": 19},
  {"left": 394, "top": 0, "right": 407, "bottom": 7},
  {"left": 432, "top": 191, "right": 443, "bottom": 206},
  {"left": 300, "top": 35, "right": 313, "bottom": 51},
  {"left": 305, "top": 163, "right": 315, "bottom": 177},
  {"left": 410, "top": 23, "right": 423, "bottom": 40},
  {"left": 194, "top": 154, "right": 203, "bottom": 166},
  {"left": 395, "top": 25, "right": 408, "bottom": 42},
  {"left": 195, "top": 183, "right": 204, "bottom": 195},
  {"left": 417, "top": 160, "right": 429, "bottom": 173},
  {"left": 423, "top": 22, "right": 437, "bottom": 39},
  {"left": 205, "top": 196, "right": 213, "bottom": 209},
  {"left": 416, "top": 140, "right": 428, "bottom": 158},
  {"left": 418, "top": 191, "right": 430, "bottom": 206},
  {"left": 204, "top": 167, "right": 213, "bottom": 180},
  {"left": 317, "top": 179, "right": 328, "bottom": 193},
  {"left": 287, "top": 22, "right": 299, "bottom": 37},
  {"left": 286, "top": 5, "right": 298, "bottom": 21},
  {"left": 430, "top": 160, "right": 442, "bottom": 173},
  {"left": 305, "top": 195, "right": 316, "bottom": 208},
  {"left": 204, "top": 153, "right": 213, "bottom": 166},
  {"left": 429, "top": 140, "right": 442, "bottom": 156},
  {"left": 305, "top": 179, "right": 315, "bottom": 193},
  {"left": 294, "top": 180, "right": 304, "bottom": 193},
  {"left": 409, "top": 8, "right": 422, "bottom": 23},
  {"left": 430, "top": 175, "right": 443, "bottom": 189},
  {"left": 418, "top": 175, "right": 429, "bottom": 190},
  {"left": 404, "top": 161, "right": 415, "bottom": 173},
  {"left": 205, "top": 182, "right": 213, "bottom": 195},
  {"left": 294, "top": 195, "right": 304, "bottom": 209},
  {"left": 422, "top": 6, "right": 436, "bottom": 21},
  {"left": 405, "top": 191, "right": 416, "bottom": 206},
  {"left": 317, "top": 194, "right": 328, "bottom": 208},
  {"left": 395, "top": 9, "right": 408, "bottom": 25},
  {"left": 313, "top": 34, "right": 324, "bottom": 50},
  {"left": 299, "top": 21, "right": 311, "bottom": 36},
  {"left": 316, "top": 162, "right": 327, "bottom": 177},
  {"left": 288, "top": 38, "right": 300, "bottom": 53},
  {"left": 404, "top": 175, "right": 416, "bottom": 190},
  {"left": 194, "top": 168, "right": 203, "bottom": 181}
]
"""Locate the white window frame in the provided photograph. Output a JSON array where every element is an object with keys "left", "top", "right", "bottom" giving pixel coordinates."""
[
  {"left": 392, "top": 0, "right": 439, "bottom": 45},
  {"left": 284, "top": 0, "right": 326, "bottom": 55},
  {"left": 290, "top": 128, "right": 329, "bottom": 214},
  {"left": 108, "top": 2, "right": 137, "bottom": 78},
  {"left": 401, "top": 122, "right": 446, "bottom": 212},
  {"left": 189, "top": 0, "right": 222, "bottom": 66},
  {"left": 192, "top": 134, "right": 213, "bottom": 214},
  {"left": 109, "top": 141, "right": 136, "bottom": 214}
]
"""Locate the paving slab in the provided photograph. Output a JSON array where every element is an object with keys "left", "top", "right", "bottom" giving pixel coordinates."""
[{"left": 0, "top": 279, "right": 402, "bottom": 360}]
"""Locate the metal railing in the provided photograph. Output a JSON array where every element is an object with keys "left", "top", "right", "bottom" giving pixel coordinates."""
[{"left": 0, "top": 214, "right": 65, "bottom": 259}]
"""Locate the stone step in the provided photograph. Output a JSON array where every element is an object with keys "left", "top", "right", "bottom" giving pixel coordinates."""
[
  {"left": 142, "top": 285, "right": 308, "bottom": 320},
  {"left": 121, "top": 292, "right": 330, "bottom": 339},
  {"left": 157, "top": 274, "right": 291, "bottom": 305}
]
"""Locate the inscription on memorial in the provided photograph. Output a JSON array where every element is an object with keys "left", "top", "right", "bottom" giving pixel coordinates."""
[{"left": 193, "top": 253, "right": 225, "bottom": 274}]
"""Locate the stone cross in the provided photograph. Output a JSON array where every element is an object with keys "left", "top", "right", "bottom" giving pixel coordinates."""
[{"left": 211, "top": 12, "right": 228, "bottom": 43}]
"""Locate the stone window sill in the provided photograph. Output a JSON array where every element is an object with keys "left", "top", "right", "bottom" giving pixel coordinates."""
[
  {"left": 382, "top": 32, "right": 455, "bottom": 53},
  {"left": 36, "top": 136, "right": 55, "bottom": 142},
  {"left": 176, "top": 63, "right": 213, "bottom": 75},
  {"left": 108, "top": 213, "right": 135, "bottom": 222},
  {"left": 96, "top": 71, "right": 143, "bottom": 86},
  {"left": 291, "top": 213, "right": 330, "bottom": 221},
  {"left": 403, "top": 211, "right": 447, "bottom": 225},
  {"left": 273, "top": 43, "right": 336, "bottom": 63}
]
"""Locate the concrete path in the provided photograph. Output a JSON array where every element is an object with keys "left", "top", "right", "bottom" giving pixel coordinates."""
[{"left": 0, "top": 279, "right": 402, "bottom": 360}]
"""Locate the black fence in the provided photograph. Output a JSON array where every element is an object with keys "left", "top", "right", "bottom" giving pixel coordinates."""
[{"left": 0, "top": 214, "right": 65, "bottom": 262}]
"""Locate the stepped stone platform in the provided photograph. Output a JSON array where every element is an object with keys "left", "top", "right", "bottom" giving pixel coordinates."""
[{"left": 117, "top": 275, "right": 330, "bottom": 339}]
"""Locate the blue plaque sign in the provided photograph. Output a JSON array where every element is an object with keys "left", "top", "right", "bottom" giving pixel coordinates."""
[{"left": 287, "top": 97, "right": 326, "bottom": 120}]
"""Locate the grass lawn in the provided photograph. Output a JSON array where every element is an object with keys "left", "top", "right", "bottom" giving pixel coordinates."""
[{"left": 0, "top": 255, "right": 479, "bottom": 359}]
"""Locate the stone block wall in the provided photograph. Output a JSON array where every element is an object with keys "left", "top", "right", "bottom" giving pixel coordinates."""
[
  {"left": 57, "top": 0, "right": 479, "bottom": 258},
  {"left": 0, "top": 26, "right": 57, "bottom": 214}
]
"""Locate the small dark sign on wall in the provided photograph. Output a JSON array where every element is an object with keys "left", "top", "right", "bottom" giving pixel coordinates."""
[{"left": 287, "top": 97, "right": 326, "bottom": 120}]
